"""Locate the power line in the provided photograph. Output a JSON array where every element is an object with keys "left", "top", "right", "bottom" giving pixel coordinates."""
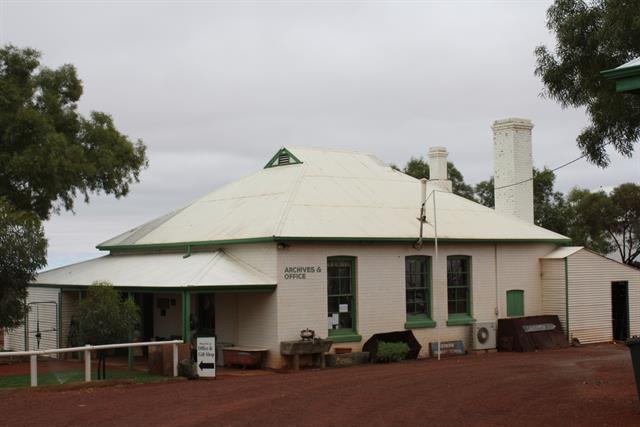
[{"left": 494, "top": 153, "right": 588, "bottom": 191}]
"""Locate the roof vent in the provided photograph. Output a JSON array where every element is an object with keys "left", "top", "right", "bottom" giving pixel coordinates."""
[
  {"left": 278, "top": 152, "right": 290, "bottom": 165},
  {"left": 264, "top": 148, "right": 303, "bottom": 168}
]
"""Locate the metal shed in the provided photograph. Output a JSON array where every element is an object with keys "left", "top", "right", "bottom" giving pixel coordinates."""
[{"left": 541, "top": 247, "right": 640, "bottom": 344}]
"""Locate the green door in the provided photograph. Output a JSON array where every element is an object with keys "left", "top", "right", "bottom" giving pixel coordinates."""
[{"left": 506, "top": 290, "right": 524, "bottom": 317}]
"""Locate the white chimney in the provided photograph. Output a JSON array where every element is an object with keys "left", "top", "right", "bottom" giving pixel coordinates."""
[
  {"left": 427, "top": 146, "right": 452, "bottom": 193},
  {"left": 492, "top": 118, "right": 534, "bottom": 223}
]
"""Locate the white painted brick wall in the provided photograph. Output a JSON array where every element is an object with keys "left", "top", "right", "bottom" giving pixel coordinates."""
[
  {"left": 493, "top": 118, "right": 534, "bottom": 223},
  {"left": 276, "top": 242, "right": 554, "bottom": 360}
]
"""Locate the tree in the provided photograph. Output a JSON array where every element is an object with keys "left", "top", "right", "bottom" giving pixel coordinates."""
[
  {"left": 474, "top": 177, "right": 495, "bottom": 208},
  {"left": 0, "top": 45, "right": 147, "bottom": 329},
  {"left": 474, "top": 168, "right": 571, "bottom": 235},
  {"left": 535, "top": 1, "right": 640, "bottom": 167},
  {"left": 566, "top": 188, "right": 613, "bottom": 255},
  {"left": 532, "top": 168, "right": 571, "bottom": 235},
  {"left": 73, "top": 283, "right": 140, "bottom": 379},
  {"left": 399, "top": 157, "right": 475, "bottom": 200},
  {"left": 0, "top": 45, "right": 148, "bottom": 220},
  {"left": 568, "top": 184, "right": 640, "bottom": 266},
  {"left": 0, "top": 200, "right": 47, "bottom": 329}
]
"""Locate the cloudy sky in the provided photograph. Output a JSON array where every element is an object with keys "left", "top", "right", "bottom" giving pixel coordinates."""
[{"left": 1, "top": 1, "right": 638, "bottom": 269}]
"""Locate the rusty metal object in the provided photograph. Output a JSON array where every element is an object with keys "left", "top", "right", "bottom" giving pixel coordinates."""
[{"left": 222, "top": 347, "right": 267, "bottom": 368}]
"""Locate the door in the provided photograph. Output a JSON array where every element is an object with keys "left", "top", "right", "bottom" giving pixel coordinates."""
[
  {"left": 506, "top": 290, "right": 524, "bottom": 317},
  {"left": 612, "top": 281, "right": 629, "bottom": 341}
]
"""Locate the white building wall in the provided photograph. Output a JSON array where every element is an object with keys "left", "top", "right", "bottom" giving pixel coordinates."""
[
  {"left": 541, "top": 258, "right": 568, "bottom": 334},
  {"left": 496, "top": 244, "right": 554, "bottom": 317},
  {"left": 566, "top": 250, "right": 640, "bottom": 344},
  {"left": 153, "top": 293, "right": 183, "bottom": 339},
  {"left": 5, "top": 287, "right": 60, "bottom": 353},
  {"left": 222, "top": 243, "right": 280, "bottom": 367},
  {"left": 276, "top": 242, "right": 554, "bottom": 361}
]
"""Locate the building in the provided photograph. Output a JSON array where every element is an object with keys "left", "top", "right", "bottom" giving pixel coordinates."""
[
  {"left": 5, "top": 118, "right": 639, "bottom": 368},
  {"left": 602, "top": 57, "right": 640, "bottom": 94}
]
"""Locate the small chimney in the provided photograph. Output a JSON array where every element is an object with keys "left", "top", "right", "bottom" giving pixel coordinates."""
[
  {"left": 492, "top": 118, "right": 534, "bottom": 223},
  {"left": 427, "top": 146, "right": 452, "bottom": 193}
]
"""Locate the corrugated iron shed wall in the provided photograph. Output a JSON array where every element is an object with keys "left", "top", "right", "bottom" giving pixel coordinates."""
[
  {"left": 541, "top": 258, "right": 568, "bottom": 336},
  {"left": 566, "top": 250, "right": 640, "bottom": 344}
]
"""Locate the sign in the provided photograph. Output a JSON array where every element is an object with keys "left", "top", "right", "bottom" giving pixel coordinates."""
[
  {"left": 283, "top": 266, "right": 322, "bottom": 280},
  {"left": 429, "top": 340, "right": 465, "bottom": 357},
  {"left": 196, "top": 337, "right": 216, "bottom": 378},
  {"left": 522, "top": 323, "right": 556, "bottom": 333}
]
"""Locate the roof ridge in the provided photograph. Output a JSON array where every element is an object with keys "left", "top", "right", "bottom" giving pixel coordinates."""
[{"left": 273, "top": 161, "right": 308, "bottom": 237}]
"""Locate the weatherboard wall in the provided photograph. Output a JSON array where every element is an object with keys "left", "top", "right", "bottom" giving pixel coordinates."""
[
  {"left": 566, "top": 250, "right": 640, "bottom": 344},
  {"left": 541, "top": 259, "right": 568, "bottom": 335}
]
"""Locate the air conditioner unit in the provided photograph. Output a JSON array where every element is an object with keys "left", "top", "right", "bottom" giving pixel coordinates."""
[{"left": 473, "top": 322, "right": 497, "bottom": 350}]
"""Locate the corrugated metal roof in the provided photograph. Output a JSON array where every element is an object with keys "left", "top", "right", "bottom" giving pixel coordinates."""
[
  {"left": 615, "top": 57, "right": 640, "bottom": 70},
  {"left": 35, "top": 250, "right": 276, "bottom": 288},
  {"left": 541, "top": 246, "right": 584, "bottom": 259},
  {"left": 99, "top": 146, "right": 570, "bottom": 248}
]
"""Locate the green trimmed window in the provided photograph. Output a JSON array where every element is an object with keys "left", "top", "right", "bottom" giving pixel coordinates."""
[
  {"left": 405, "top": 256, "right": 432, "bottom": 321},
  {"left": 327, "top": 257, "right": 357, "bottom": 336},
  {"left": 447, "top": 256, "right": 471, "bottom": 317},
  {"left": 506, "top": 290, "right": 524, "bottom": 317}
]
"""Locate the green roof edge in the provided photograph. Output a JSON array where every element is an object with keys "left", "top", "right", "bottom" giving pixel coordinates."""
[
  {"left": 97, "top": 236, "right": 571, "bottom": 252},
  {"left": 601, "top": 63, "right": 640, "bottom": 79}
]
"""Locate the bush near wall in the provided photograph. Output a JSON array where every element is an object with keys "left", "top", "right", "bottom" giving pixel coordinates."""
[{"left": 376, "top": 341, "right": 410, "bottom": 363}]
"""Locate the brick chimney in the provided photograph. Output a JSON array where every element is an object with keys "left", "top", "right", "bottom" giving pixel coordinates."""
[{"left": 492, "top": 118, "right": 534, "bottom": 223}]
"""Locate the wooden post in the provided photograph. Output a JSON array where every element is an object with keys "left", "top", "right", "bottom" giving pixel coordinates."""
[
  {"left": 127, "top": 291, "right": 134, "bottom": 371},
  {"left": 182, "top": 290, "right": 191, "bottom": 344},
  {"left": 172, "top": 343, "right": 178, "bottom": 377},
  {"left": 30, "top": 355, "right": 37, "bottom": 387},
  {"left": 84, "top": 345, "right": 91, "bottom": 382}
]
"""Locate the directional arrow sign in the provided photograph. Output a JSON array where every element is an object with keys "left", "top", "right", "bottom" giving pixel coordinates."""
[{"left": 196, "top": 337, "right": 216, "bottom": 378}]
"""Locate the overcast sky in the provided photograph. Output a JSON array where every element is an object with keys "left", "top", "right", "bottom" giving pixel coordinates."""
[{"left": 1, "top": 0, "right": 638, "bottom": 269}]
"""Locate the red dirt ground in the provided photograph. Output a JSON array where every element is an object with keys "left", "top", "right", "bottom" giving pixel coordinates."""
[{"left": 1, "top": 343, "right": 638, "bottom": 427}]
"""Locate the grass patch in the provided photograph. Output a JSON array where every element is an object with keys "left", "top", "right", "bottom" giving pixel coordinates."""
[{"left": 0, "top": 369, "right": 169, "bottom": 388}]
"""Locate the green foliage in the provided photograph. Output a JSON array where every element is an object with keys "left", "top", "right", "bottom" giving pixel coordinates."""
[
  {"left": 0, "top": 45, "right": 148, "bottom": 220},
  {"left": 0, "top": 199, "right": 47, "bottom": 329},
  {"left": 567, "top": 183, "right": 640, "bottom": 265},
  {"left": 532, "top": 168, "right": 572, "bottom": 235},
  {"left": 535, "top": 1, "right": 640, "bottom": 166},
  {"left": 401, "top": 157, "right": 475, "bottom": 200},
  {"left": 74, "top": 283, "right": 140, "bottom": 346},
  {"left": 376, "top": 341, "right": 410, "bottom": 363},
  {"left": 474, "top": 177, "right": 494, "bottom": 208}
]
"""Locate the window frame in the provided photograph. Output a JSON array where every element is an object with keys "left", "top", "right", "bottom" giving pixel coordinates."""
[
  {"left": 446, "top": 255, "right": 475, "bottom": 325},
  {"left": 326, "top": 256, "right": 360, "bottom": 342},
  {"left": 404, "top": 256, "right": 435, "bottom": 329}
]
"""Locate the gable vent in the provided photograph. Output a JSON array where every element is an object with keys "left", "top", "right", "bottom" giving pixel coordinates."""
[
  {"left": 278, "top": 152, "right": 290, "bottom": 165},
  {"left": 264, "top": 148, "right": 302, "bottom": 168}
]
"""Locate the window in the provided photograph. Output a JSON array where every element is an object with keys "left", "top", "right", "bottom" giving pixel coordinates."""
[
  {"left": 405, "top": 256, "right": 432, "bottom": 324},
  {"left": 327, "top": 257, "right": 357, "bottom": 336},
  {"left": 506, "top": 290, "right": 524, "bottom": 317},
  {"left": 447, "top": 256, "right": 471, "bottom": 318}
]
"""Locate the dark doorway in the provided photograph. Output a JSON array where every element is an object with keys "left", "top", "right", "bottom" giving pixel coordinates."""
[
  {"left": 195, "top": 294, "right": 215, "bottom": 337},
  {"left": 611, "top": 281, "right": 629, "bottom": 341}
]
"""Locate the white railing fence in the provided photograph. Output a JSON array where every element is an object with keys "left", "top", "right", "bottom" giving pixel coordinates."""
[{"left": 0, "top": 340, "right": 183, "bottom": 387}]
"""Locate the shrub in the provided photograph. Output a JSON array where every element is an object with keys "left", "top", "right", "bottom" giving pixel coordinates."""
[{"left": 376, "top": 341, "right": 410, "bottom": 363}]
